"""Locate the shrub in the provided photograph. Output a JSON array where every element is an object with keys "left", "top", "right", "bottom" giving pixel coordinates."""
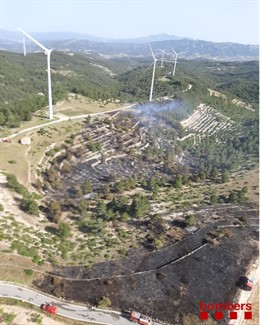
[
  {"left": 6, "top": 174, "right": 29, "bottom": 197},
  {"left": 58, "top": 222, "right": 71, "bottom": 239},
  {"left": 117, "top": 248, "right": 126, "bottom": 256},
  {"left": 32, "top": 255, "right": 41, "bottom": 264},
  {"left": 221, "top": 229, "right": 233, "bottom": 238},
  {"left": 97, "top": 296, "right": 112, "bottom": 308},
  {"left": 24, "top": 269, "right": 33, "bottom": 276},
  {"left": 32, "top": 313, "right": 43, "bottom": 324},
  {"left": 2, "top": 312, "right": 16, "bottom": 324},
  {"left": 239, "top": 216, "right": 248, "bottom": 225},
  {"left": 130, "top": 194, "right": 150, "bottom": 218},
  {"left": 8, "top": 160, "right": 17, "bottom": 164},
  {"left": 21, "top": 198, "right": 39, "bottom": 216},
  {"left": 185, "top": 214, "right": 197, "bottom": 226},
  {"left": 154, "top": 238, "right": 164, "bottom": 250}
]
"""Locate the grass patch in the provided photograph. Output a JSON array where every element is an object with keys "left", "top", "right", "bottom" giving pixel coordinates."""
[
  {"left": 0, "top": 298, "right": 96, "bottom": 325},
  {"left": 57, "top": 95, "right": 123, "bottom": 116}
]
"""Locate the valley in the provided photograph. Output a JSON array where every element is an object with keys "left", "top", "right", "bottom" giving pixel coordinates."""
[{"left": 0, "top": 39, "right": 258, "bottom": 325}]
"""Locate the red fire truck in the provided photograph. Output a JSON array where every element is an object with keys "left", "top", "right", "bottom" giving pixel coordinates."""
[{"left": 130, "top": 311, "right": 152, "bottom": 325}]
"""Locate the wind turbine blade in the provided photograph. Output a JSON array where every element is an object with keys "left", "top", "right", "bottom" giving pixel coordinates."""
[
  {"left": 171, "top": 47, "right": 178, "bottom": 56},
  {"left": 144, "top": 61, "right": 154, "bottom": 73},
  {"left": 18, "top": 27, "right": 48, "bottom": 52},
  {"left": 149, "top": 43, "right": 156, "bottom": 60},
  {"left": 18, "top": 27, "right": 53, "bottom": 120},
  {"left": 149, "top": 60, "right": 157, "bottom": 102},
  {"left": 163, "top": 59, "right": 176, "bottom": 63}
]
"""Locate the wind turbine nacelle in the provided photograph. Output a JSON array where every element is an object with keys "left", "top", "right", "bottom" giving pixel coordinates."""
[{"left": 44, "top": 49, "right": 52, "bottom": 56}]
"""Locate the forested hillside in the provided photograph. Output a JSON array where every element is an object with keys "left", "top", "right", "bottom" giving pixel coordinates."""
[
  {"left": 0, "top": 51, "right": 127, "bottom": 127},
  {"left": 0, "top": 49, "right": 258, "bottom": 129},
  {"left": 118, "top": 60, "right": 259, "bottom": 105},
  {"left": 117, "top": 59, "right": 259, "bottom": 174}
]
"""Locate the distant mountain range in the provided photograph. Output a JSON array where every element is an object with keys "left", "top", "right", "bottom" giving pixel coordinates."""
[
  {"left": 1, "top": 30, "right": 188, "bottom": 43},
  {"left": 0, "top": 29, "right": 258, "bottom": 61}
]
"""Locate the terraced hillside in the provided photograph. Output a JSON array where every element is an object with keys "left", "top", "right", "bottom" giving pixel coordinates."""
[{"left": 180, "top": 103, "right": 236, "bottom": 143}]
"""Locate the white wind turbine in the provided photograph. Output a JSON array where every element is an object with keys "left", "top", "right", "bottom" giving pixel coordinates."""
[
  {"left": 18, "top": 28, "right": 53, "bottom": 120},
  {"left": 23, "top": 35, "right": 26, "bottom": 56},
  {"left": 171, "top": 47, "right": 178, "bottom": 76},
  {"left": 159, "top": 49, "right": 165, "bottom": 67},
  {"left": 149, "top": 44, "right": 158, "bottom": 102}
]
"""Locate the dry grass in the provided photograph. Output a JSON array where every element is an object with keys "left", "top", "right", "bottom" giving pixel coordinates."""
[
  {"left": 0, "top": 120, "right": 84, "bottom": 185},
  {"left": 0, "top": 253, "right": 50, "bottom": 285},
  {"left": 0, "top": 141, "right": 28, "bottom": 185},
  {"left": 215, "top": 167, "right": 259, "bottom": 206},
  {"left": 55, "top": 94, "right": 123, "bottom": 116}
]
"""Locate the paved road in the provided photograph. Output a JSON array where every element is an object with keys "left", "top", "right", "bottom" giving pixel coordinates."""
[{"left": 0, "top": 282, "right": 133, "bottom": 325}]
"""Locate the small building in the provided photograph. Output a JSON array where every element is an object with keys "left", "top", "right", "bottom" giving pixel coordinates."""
[{"left": 20, "top": 136, "right": 31, "bottom": 145}]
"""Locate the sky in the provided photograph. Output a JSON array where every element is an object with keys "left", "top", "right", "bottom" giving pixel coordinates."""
[{"left": 0, "top": 0, "right": 259, "bottom": 44}]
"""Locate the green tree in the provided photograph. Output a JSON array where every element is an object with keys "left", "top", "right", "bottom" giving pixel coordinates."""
[
  {"left": 241, "top": 186, "right": 248, "bottom": 194},
  {"left": 21, "top": 198, "right": 39, "bottom": 216},
  {"left": 221, "top": 169, "right": 229, "bottom": 183},
  {"left": 115, "top": 181, "right": 124, "bottom": 194},
  {"left": 95, "top": 200, "right": 107, "bottom": 217},
  {"left": 210, "top": 167, "right": 219, "bottom": 182},
  {"left": 58, "top": 222, "right": 71, "bottom": 239},
  {"left": 237, "top": 187, "right": 248, "bottom": 202},
  {"left": 131, "top": 194, "right": 150, "bottom": 218},
  {"left": 81, "top": 180, "right": 93, "bottom": 194},
  {"left": 78, "top": 199, "right": 88, "bottom": 213},
  {"left": 174, "top": 174, "right": 183, "bottom": 189},
  {"left": 50, "top": 201, "right": 61, "bottom": 215},
  {"left": 228, "top": 191, "right": 237, "bottom": 203},
  {"left": 210, "top": 193, "right": 218, "bottom": 204}
]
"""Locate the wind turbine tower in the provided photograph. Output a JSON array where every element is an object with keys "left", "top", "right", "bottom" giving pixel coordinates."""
[
  {"left": 159, "top": 49, "right": 165, "bottom": 67},
  {"left": 149, "top": 44, "right": 158, "bottom": 102},
  {"left": 171, "top": 48, "right": 178, "bottom": 76},
  {"left": 18, "top": 28, "right": 53, "bottom": 120},
  {"left": 23, "top": 35, "right": 26, "bottom": 56}
]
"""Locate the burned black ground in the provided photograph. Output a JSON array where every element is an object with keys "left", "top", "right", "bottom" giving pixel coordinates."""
[{"left": 35, "top": 203, "right": 259, "bottom": 325}]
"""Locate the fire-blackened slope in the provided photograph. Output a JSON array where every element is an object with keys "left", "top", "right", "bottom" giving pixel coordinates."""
[{"left": 35, "top": 204, "right": 258, "bottom": 324}]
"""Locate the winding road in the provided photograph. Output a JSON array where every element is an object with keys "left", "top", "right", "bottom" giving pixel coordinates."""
[{"left": 0, "top": 282, "right": 133, "bottom": 325}]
